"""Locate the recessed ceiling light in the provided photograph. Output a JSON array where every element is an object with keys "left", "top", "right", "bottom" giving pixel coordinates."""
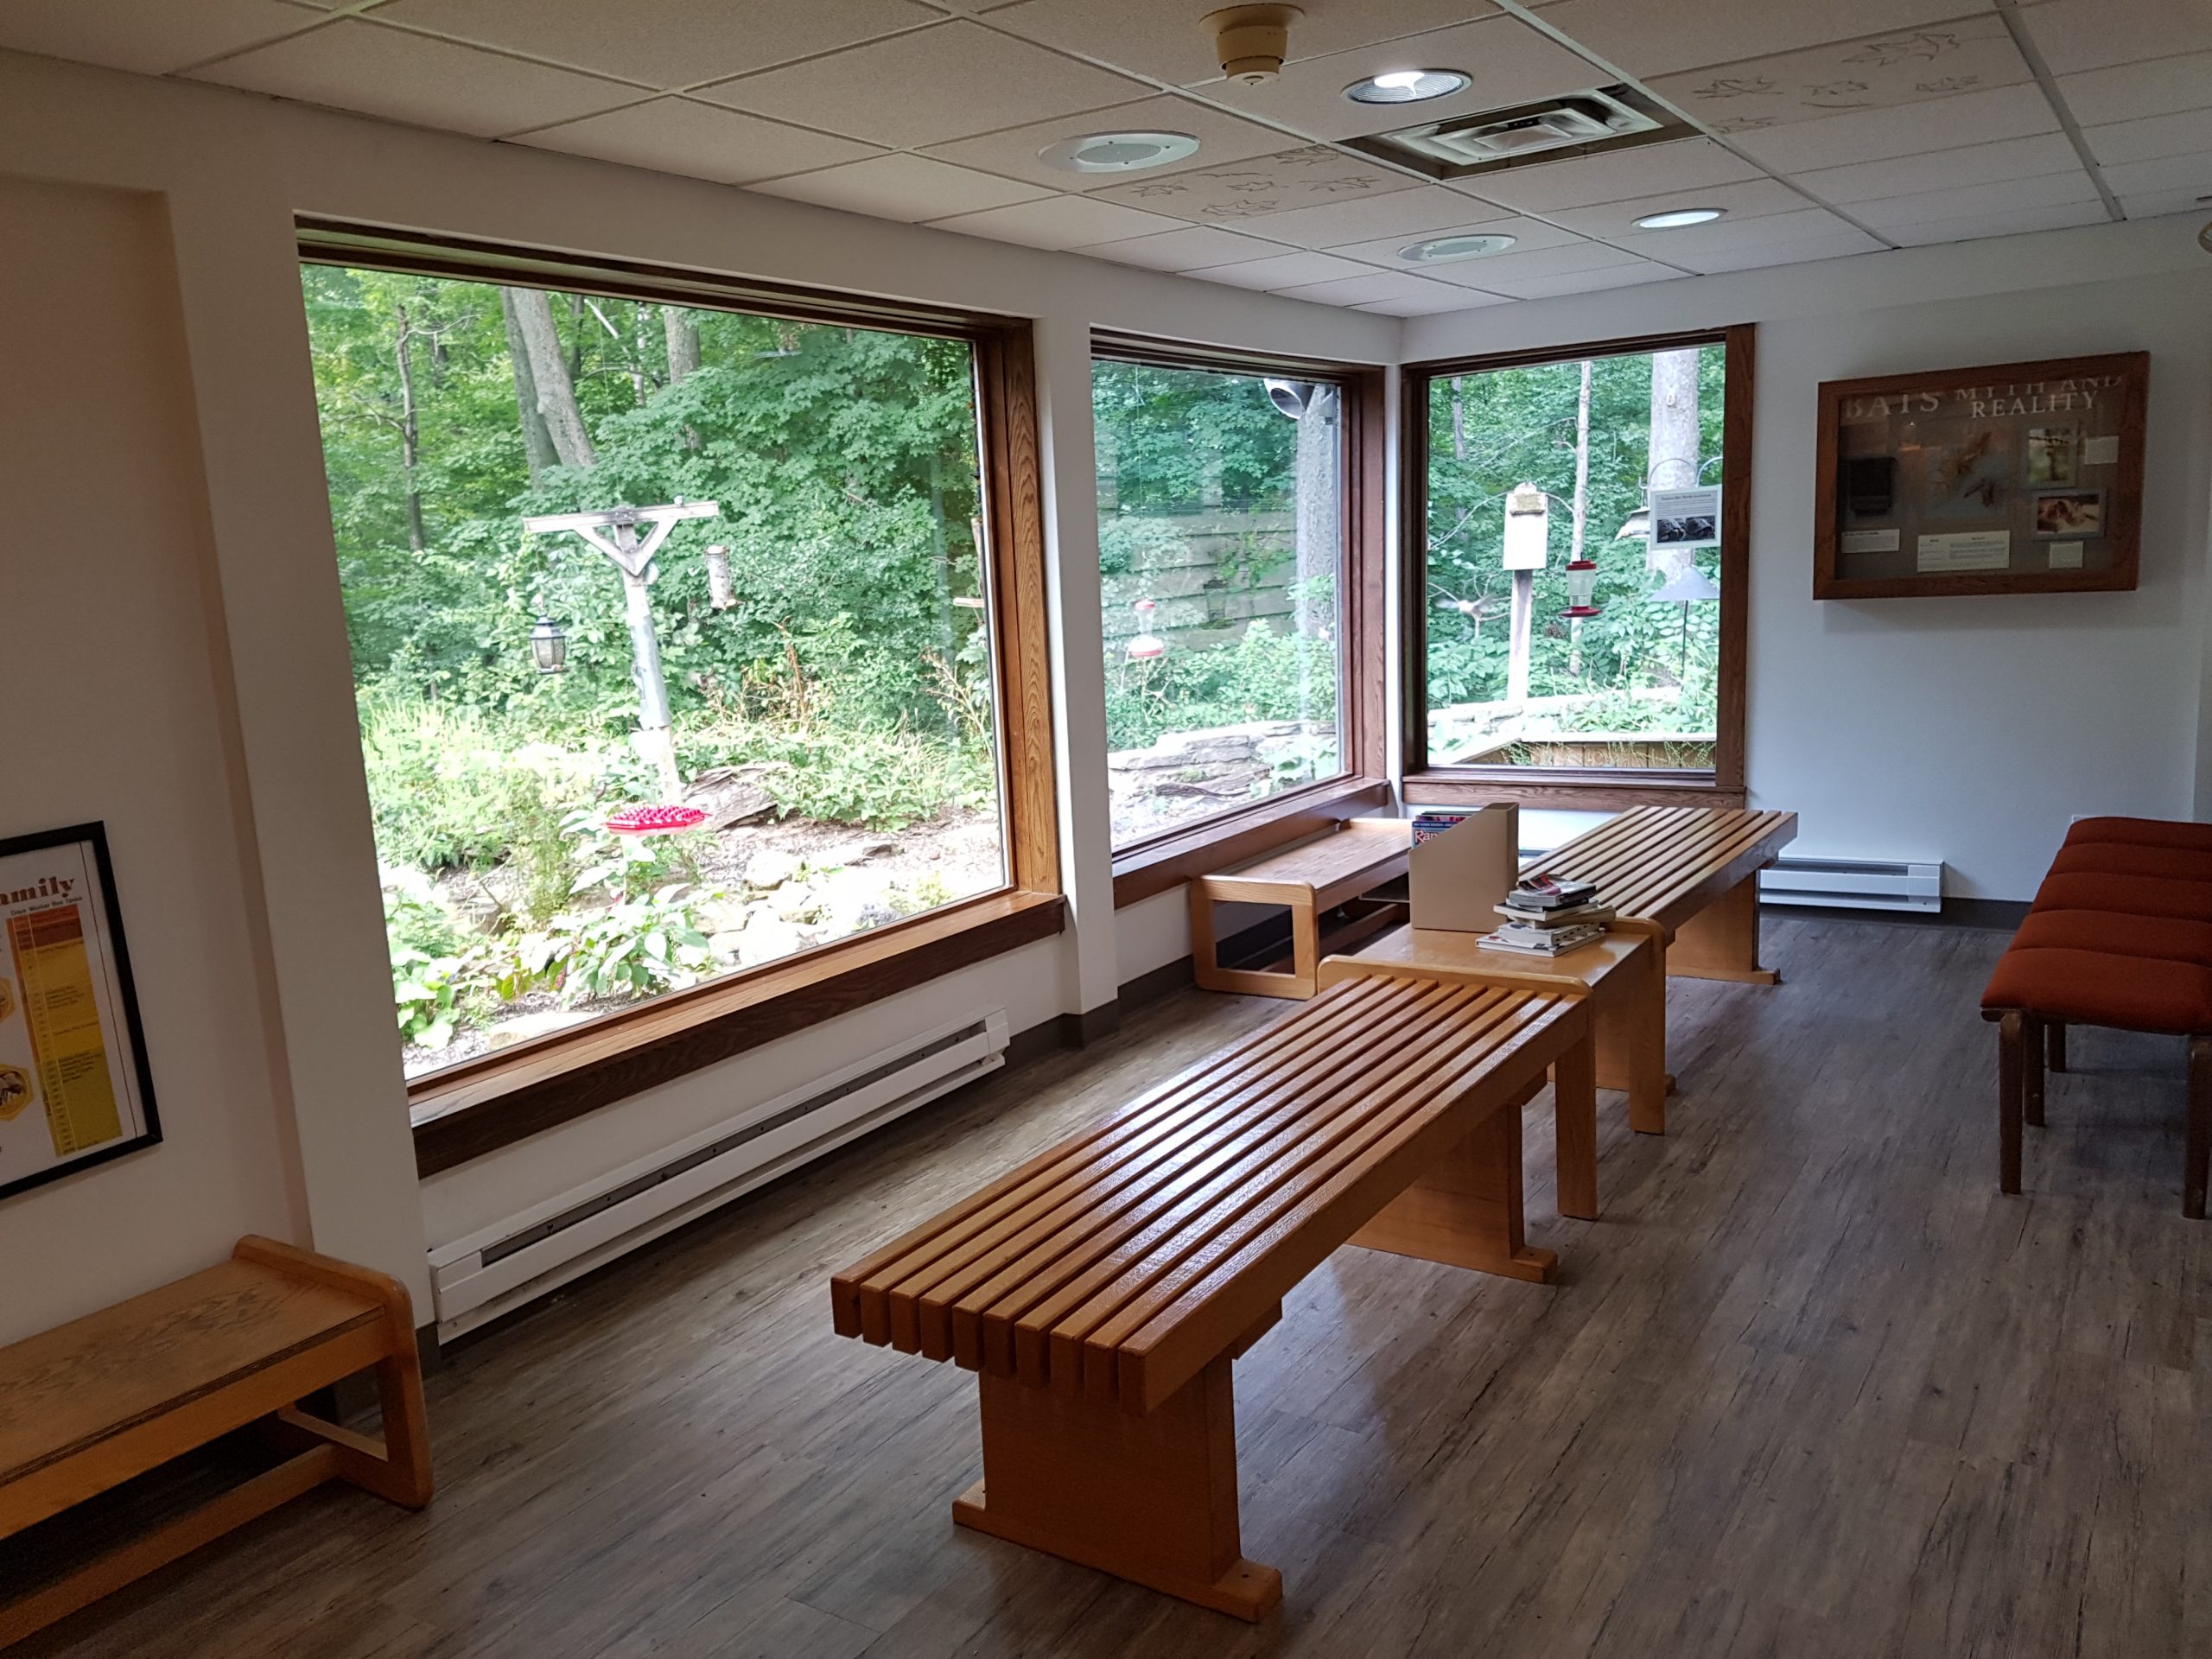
[
  {"left": 1344, "top": 68, "right": 1471, "bottom": 105},
  {"left": 1399, "top": 232, "right": 1516, "bottom": 263},
  {"left": 1038, "top": 131, "right": 1200, "bottom": 175},
  {"left": 1634, "top": 207, "right": 1726, "bottom": 230}
]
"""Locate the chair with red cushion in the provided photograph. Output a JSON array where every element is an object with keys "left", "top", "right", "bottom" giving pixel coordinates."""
[{"left": 1983, "top": 824, "right": 2212, "bottom": 1217}]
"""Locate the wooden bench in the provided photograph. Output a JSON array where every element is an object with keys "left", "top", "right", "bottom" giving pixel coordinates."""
[
  {"left": 0, "top": 1236, "right": 431, "bottom": 1646},
  {"left": 830, "top": 974, "right": 1594, "bottom": 1618},
  {"left": 1188, "top": 817, "right": 1410, "bottom": 999},
  {"left": 1534, "top": 805, "right": 1798, "bottom": 984}
]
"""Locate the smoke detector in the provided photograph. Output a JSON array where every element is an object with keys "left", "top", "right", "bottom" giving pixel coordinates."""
[{"left": 1203, "top": 4, "right": 1301, "bottom": 86}]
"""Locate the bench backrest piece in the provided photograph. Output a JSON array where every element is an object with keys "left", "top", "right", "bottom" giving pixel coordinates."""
[
  {"left": 832, "top": 975, "right": 1580, "bottom": 1415},
  {"left": 1537, "top": 806, "right": 1796, "bottom": 935}
]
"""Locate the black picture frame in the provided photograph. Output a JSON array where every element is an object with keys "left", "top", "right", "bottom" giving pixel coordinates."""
[{"left": 0, "top": 822, "right": 162, "bottom": 1202}]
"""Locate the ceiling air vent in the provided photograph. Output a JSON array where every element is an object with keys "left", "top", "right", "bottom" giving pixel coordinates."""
[{"left": 1348, "top": 86, "right": 1685, "bottom": 181}]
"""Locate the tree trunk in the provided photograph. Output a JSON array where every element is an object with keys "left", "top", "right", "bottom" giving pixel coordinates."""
[
  {"left": 509, "top": 287, "right": 597, "bottom": 468},
  {"left": 1293, "top": 384, "right": 1340, "bottom": 643},
  {"left": 1648, "top": 347, "right": 1700, "bottom": 582},
  {"left": 393, "top": 303, "right": 427, "bottom": 552},
  {"left": 704, "top": 544, "right": 735, "bottom": 610},
  {"left": 662, "top": 307, "right": 701, "bottom": 385},
  {"left": 1568, "top": 359, "right": 1592, "bottom": 677},
  {"left": 499, "top": 289, "right": 559, "bottom": 479}
]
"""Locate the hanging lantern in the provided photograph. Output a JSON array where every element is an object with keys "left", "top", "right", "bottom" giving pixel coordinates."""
[
  {"left": 1126, "top": 597, "right": 1166, "bottom": 661},
  {"left": 529, "top": 613, "right": 569, "bottom": 674},
  {"left": 1560, "top": 559, "right": 1601, "bottom": 619}
]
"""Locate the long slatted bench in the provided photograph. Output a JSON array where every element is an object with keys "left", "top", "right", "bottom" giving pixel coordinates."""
[
  {"left": 1535, "top": 804, "right": 1798, "bottom": 984},
  {"left": 1983, "top": 815, "right": 2212, "bottom": 1217},
  {"left": 830, "top": 974, "right": 1595, "bottom": 1619}
]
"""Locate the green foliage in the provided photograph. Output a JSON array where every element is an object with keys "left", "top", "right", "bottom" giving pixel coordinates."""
[
  {"left": 382, "top": 874, "right": 478, "bottom": 1050},
  {"left": 1093, "top": 361, "right": 1295, "bottom": 510},
  {"left": 506, "top": 885, "right": 719, "bottom": 1003},
  {"left": 1104, "top": 620, "right": 1337, "bottom": 753}
]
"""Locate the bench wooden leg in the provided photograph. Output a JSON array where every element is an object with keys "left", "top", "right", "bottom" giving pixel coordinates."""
[
  {"left": 1553, "top": 1027, "right": 1600, "bottom": 1222},
  {"left": 1664, "top": 873, "right": 1780, "bottom": 986},
  {"left": 2187, "top": 1037, "right": 2210, "bottom": 1221},
  {"left": 1594, "top": 936, "right": 1670, "bottom": 1135},
  {"left": 2022, "top": 1013, "right": 2046, "bottom": 1129},
  {"left": 2047, "top": 1020, "right": 2068, "bottom": 1073},
  {"left": 1349, "top": 1087, "right": 1558, "bottom": 1283},
  {"left": 1999, "top": 1011, "right": 2024, "bottom": 1197},
  {"left": 954, "top": 1358, "right": 1281, "bottom": 1621},
  {"left": 1188, "top": 883, "right": 1225, "bottom": 994}
]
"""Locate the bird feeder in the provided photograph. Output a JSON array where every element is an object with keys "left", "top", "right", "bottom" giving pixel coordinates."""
[
  {"left": 1126, "top": 598, "right": 1166, "bottom": 661},
  {"left": 1560, "top": 559, "right": 1601, "bottom": 618},
  {"left": 603, "top": 804, "right": 707, "bottom": 836},
  {"left": 1502, "top": 483, "right": 1549, "bottom": 571},
  {"left": 529, "top": 613, "right": 569, "bottom": 674}
]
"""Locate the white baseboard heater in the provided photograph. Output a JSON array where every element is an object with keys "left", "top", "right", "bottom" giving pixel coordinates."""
[
  {"left": 1758, "top": 856, "right": 1942, "bottom": 913},
  {"left": 426, "top": 1007, "right": 1010, "bottom": 1340}
]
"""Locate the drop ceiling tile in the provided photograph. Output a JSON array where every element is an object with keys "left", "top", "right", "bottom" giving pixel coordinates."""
[
  {"left": 1669, "top": 226, "right": 1889, "bottom": 272},
  {"left": 1326, "top": 213, "right": 1585, "bottom": 265},
  {"left": 1089, "top": 145, "right": 1422, "bottom": 224},
  {"left": 1191, "top": 251, "right": 1378, "bottom": 289},
  {"left": 695, "top": 20, "right": 1148, "bottom": 148},
  {"left": 189, "top": 18, "right": 642, "bottom": 137},
  {"left": 986, "top": 0, "right": 1516, "bottom": 90},
  {"left": 2099, "top": 153, "right": 2212, "bottom": 198},
  {"left": 2120, "top": 187, "right": 2212, "bottom": 219},
  {"left": 927, "top": 193, "right": 1185, "bottom": 248},
  {"left": 371, "top": 0, "right": 937, "bottom": 89},
  {"left": 1723, "top": 83, "right": 2059, "bottom": 173},
  {"left": 1074, "top": 225, "right": 1290, "bottom": 270},
  {"left": 1475, "top": 260, "right": 1684, "bottom": 300},
  {"left": 2020, "top": 0, "right": 2212, "bottom": 73},
  {"left": 748, "top": 152, "right": 1051, "bottom": 219},
  {"left": 1460, "top": 138, "right": 1763, "bottom": 215},
  {"left": 518, "top": 99, "right": 882, "bottom": 181},
  {"left": 1792, "top": 133, "right": 2083, "bottom": 205},
  {"left": 1610, "top": 205, "right": 1870, "bottom": 257},
  {"left": 1851, "top": 168, "right": 2101, "bottom": 229},
  {"left": 921, "top": 95, "right": 1287, "bottom": 193},
  {"left": 1200, "top": 14, "right": 1606, "bottom": 142},
  {"left": 1532, "top": 0, "right": 2006, "bottom": 79},
  {"left": 2086, "top": 108, "right": 2212, "bottom": 168},
  {"left": 2056, "top": 53, "right": 2212, "bottom": 128},
  {"left": 1546, "top": 176, "right": 1810, "bottom": 238},
  {"left": 0, "top": 0, "right": 321, "bottom": 74},
  {"left": 1244, "top": 186, "right": 1513, "bottom": 250},
  {"left": 1271, "top": 270, "right": 1465, "bottom": 306},
  {"left": 1412, "top": 238, "right": 1641, "bottom": 289},
  {"left": 1356, "top": 288, "right": 1512, "bottom": 315},
  {"left": 1651, "top": 15, "right": 2032, "bottom": 137},
  {"left": 1882, "top": 200, "right": 2109, "bottom": 245}
]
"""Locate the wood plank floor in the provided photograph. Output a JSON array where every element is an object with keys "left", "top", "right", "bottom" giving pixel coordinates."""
[{"left": 26, "top": 915, "right": 2212, "bottom": 1658}]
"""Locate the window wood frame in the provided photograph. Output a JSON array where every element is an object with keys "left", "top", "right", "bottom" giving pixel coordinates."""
[
  {"left": 1401, "top": 323, "right": 1755, "bottom": 811},
  {"left": 1090, "top": 335, "right": 1390, "bottom": 906},
  {"left": 297, "top": 222, "right": 1061, "bottom": 1171}
]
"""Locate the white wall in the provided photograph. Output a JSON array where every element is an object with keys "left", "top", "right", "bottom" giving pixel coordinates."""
[
  {"left": 0, "top": 49, "right": 1394, "bottom": 1305},
  {"left": 0, "top": 175, "right": 308, "bottom": 1341},
  {"left": 1407, "top": 220, "right": 2212, "bottom": 899}
]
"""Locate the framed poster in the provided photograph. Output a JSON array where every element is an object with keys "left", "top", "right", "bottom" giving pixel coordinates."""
[
  {"left": 1814, "top": 351, "right": 2146, "bottom": 599},
  {"left": 0, "top": 823, "right": 161, "bottom": 1201}
]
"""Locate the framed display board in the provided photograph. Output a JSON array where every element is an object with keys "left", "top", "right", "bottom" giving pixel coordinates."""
[
  {"left": 0, "top": 823, "right": 161, "bottom": 1202},
  {"left": 1814, "top": 351, "right": 2146, "bottom": 600}
]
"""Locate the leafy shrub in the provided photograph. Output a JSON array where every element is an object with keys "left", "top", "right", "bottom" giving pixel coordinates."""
[
  {"left": 382, "top": 873, "right": 479, "bottom": 1050},
  {"left": 505, "top": 885, "right": 719, "bottom": 1002},
  {"left": 1104, "top": 621, "right": 1337, "bottom": 752}
]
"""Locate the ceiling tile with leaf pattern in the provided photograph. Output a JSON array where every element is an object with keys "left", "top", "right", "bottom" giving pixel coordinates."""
[{"left": 1088, "top": 146, "right": 1421, "bottom": 225}]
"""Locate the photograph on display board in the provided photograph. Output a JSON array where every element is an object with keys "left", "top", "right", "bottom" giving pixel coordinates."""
[
  {"left": 2025, "top": 424, "right": 2077, "bottom": 486},
  {"left": 0, "top": 823, "right": 161, "bottom": 1202},
  {"left": 2033, "top": 490, "right": 2103, "bottom": 538}
]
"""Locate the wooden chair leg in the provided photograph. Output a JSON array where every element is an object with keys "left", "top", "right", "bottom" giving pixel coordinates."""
[
  {"left": 954, "top": 1359, "right": 1281, "bottom": 1621},
  {"left": 2022, "top": 1013, "right": 2046, "bottom": 1128},
  {"left": 1999, "top": 1011, "right": 2024, "bottom": 1197},
  {"left": 2046, "top": 1020, "right": 2068, "bottom": 1073},
  {"left": 2186, "top": 1036, "right": 2210, "bottom": 1221}
]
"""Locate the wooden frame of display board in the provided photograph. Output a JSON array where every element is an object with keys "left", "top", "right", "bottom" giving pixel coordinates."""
[{"left": 1813, "top": 351, "right": 2147, "bottom": 601}]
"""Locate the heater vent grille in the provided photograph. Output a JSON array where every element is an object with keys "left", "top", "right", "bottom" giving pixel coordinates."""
[{"left": 1348, "top": 86, "right": 1683, "bottom": 181}]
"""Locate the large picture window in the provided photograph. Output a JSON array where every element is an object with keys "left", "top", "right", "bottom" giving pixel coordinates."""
[
  {"left": 1405, "top": 327, "right": 1752, "bottom": 803},
  {"left": 302, "top": 252, "right": 1047, "bottom": 1093},
  {"left": 1092, "top": 353, "right": 1350, "bottom": 850}
]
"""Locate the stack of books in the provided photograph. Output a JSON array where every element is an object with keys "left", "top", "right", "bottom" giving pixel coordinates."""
[
  {"left": 1480, "top": 873, "right": 1612, "bottom": 956},
  {"left": 1410, "top": 810, "right": 1467, "bottom": 845}
]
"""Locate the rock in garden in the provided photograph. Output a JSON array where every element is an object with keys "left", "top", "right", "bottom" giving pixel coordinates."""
[{"left": 743, "top": 849, "right": 803, "bottom": 890}]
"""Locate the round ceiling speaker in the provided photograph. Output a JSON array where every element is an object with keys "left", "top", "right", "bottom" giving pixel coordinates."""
[{"left": 1039, "top": 131, "right": 1201, "bottom": 174}]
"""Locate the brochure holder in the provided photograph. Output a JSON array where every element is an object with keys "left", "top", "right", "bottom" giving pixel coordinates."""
[{"left": 1408, "top": 803, "right": 1519, "bottom": 934}]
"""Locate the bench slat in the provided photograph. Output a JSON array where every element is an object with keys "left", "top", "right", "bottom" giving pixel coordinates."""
[
  {"left": 1538, "top": 808, "right": 1795, "bottom": 933},
  {"left": 0, "top": 1262, "right": 381, "bottom": 1490}
]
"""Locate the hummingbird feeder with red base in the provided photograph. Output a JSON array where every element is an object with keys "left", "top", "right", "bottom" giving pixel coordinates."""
[{"left": 1560, "top": 558, "right": 1602, "bottom": 619}]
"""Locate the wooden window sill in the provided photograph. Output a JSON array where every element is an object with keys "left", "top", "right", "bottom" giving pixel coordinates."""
[
  {"left": 408, "top": 889, "right": 1067, "bottom": 1176},
  {"left": 1403, "top": 769, "right": 1745, "bottom": 812},
  {"left": 1110, "top": 777, "right": 1393, "bottom": 907}
]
